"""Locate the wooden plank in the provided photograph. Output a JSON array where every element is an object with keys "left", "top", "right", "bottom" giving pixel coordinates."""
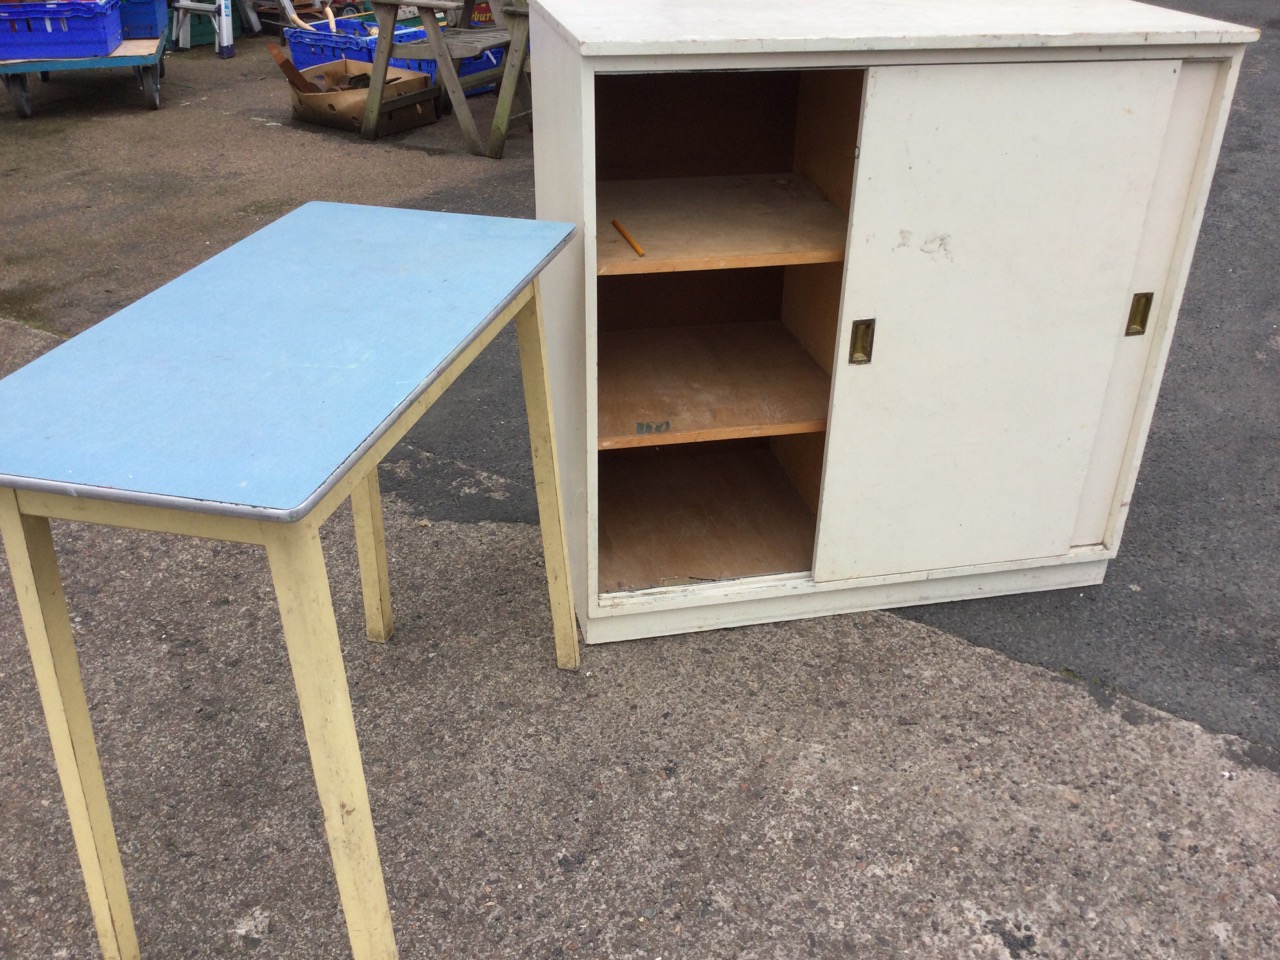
[
  {"left": 485, "top": 5, "right": 529, "bottom": 158},
  {"left": 514, "top": 283, "right": 581, "bottom": 670},
  {"left": 359, "top": 1, "right": 402, "bottom": 140},
  {"left": 772, "top": 432, "right": 826, "bottom": 516},
  {"left": 596, "top": 174, "right": 847, "bottom": 275},
  {"left": 350, "top": 467, "right": 394, "bottom": 643},
  {"left": 14, "top": 490, "right": 266, "bottom": 545},
  {"left": 793, "top": 70, "right": 864, "bottom": 213},
  {"left": 262, "top": 520, "right": 397, "bottom": 960},
  {"left": 597, "top": 321, "right": 829, "bottom": 449},
  {"left": 597, "top": 444, "right": 816, "bottom": 592},
  {"left": 0, "top": 490, "right": 139, "bottom": 960},
  {"left": 780, "top": 261, "right": 844, "bottom": 375},
  {"left": 423, "top": 6, "right": 486, "bottom": 154}
]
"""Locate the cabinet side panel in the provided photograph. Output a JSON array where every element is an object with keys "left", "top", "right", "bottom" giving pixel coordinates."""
[
  {"left": 794, "top": 69, "right": 863, "bottom": 213},
  {"left": 781, "top": 261, "right": 844, "bottom": 375},
  {"left": 533, "top": 12, "right": 594, "bottom": 619},
  {"left": 1072, "top": 59, "right": 1222, "bottom": 547},
  {"left": 815, "top": 60, "right": 1179, "bottom": 582}
]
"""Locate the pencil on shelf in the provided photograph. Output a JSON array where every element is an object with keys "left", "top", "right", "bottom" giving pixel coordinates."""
[{"left": 611, "top": 219, "right": 644, "bottom": 257}]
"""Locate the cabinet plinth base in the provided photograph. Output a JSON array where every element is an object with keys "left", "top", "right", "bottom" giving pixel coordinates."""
[{"left": 585, "top": 556, "right": 1110, "bottom": 644}]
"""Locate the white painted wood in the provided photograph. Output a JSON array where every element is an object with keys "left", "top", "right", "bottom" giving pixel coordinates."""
[
  {"left": 531, "top": 12, "right": 595, "bottom": 623},
  {"left": 530, "top": 0, "right": 1254, "bottom": 644},
  {"left": 593, "top": 544, "right": 1112, "bottom": 616},
  {"left": 582, "top": 558, "right": 1111, "bottom": 644},
  {"left": 530, "top": 0, "right": 1257, "bottom": 57},
  {"left": 577, "top": 44, "right": 1240, "bottom": 78},
  {"left": 1099, "top": 53, "right": 1248, "bottom": 551},
  {"left": 814, "top": 60, "right": 1178, "bottom": 582},
  {"left": 1072, "top": 58, "right": 1223, "bottom": 547}
]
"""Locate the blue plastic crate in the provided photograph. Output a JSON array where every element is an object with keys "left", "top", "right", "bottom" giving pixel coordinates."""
[
  {"left": 284, "top": 17, "right": 503, "bottom": 93},
  {"left": 285, "top": 18, "right": 429, "bottom": 73},
  {"left": 120, "top": 0, "right": 167, "bottom": 39},
  {"left": 458, "top": 46, "right": 503, "bottom": 94},
  {"left": 0, "top": 0, "right": 123, "bottom": 60}
]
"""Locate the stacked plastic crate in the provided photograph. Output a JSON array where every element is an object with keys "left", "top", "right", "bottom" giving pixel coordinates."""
[
  {"left": 284, "top": 15, "right": 503, "bottom": 88},
  {"left": 0, "top": 0, "right": 125, "bottom": 59}
]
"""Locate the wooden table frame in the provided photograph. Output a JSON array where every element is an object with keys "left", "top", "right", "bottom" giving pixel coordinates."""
[{"left": 0, "top": 280, "right": 577, "bottom": 960}]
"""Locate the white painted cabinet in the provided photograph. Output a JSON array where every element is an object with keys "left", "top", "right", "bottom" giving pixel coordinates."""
[{"left": 530, "top": 0, "right": 1257, "bottom": 645}]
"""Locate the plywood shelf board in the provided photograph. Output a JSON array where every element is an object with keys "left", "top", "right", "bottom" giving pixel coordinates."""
[
  {"left": 597, "top": 174, "right": 848, "bottom": 275},
  {"left": 598, "top": 444, "right": 816, "bottom": 592},
  {"left": 597, "top": 321, "right": 829, "bottom": 449}
]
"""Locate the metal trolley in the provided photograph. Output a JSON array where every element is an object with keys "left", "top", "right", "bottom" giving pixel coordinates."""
[{"left": 1, "top": 33, "right": 167, "bottom": 117}]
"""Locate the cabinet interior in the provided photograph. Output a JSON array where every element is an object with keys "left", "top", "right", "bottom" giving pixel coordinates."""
[{"left": 593, "top": 68, "right": 862, "bottom": 594}]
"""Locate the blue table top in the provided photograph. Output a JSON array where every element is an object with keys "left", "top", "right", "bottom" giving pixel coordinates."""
[{"left": 0, "top": 202, "right": 574, "bottom": 520}]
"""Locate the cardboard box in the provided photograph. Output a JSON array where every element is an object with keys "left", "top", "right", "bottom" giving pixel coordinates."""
[{"left": 290, "top": 60, "right": 438, "bottom": 138}]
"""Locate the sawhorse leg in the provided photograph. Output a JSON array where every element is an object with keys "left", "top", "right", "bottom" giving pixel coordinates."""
[
  {"left": 359, "top": 0, "right": 401, "bottom": 140},
  {"left": 513, "top": 283, "right": 579, "bottom": 671},
  {"left": 0, "top": 489, "right": 140, "bottom": 960},
  {"left": 422, "top": 9, "right": 486, "bottom": 155},
  {"left": 263, "top": 519, "right": 397, "bottom": 959},
  {"left": 485, "top": 7, "right": 530, "bottom": 159}
]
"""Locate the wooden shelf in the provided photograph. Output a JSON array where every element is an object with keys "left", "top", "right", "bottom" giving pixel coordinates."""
[
  {"left": 596, "top": 174, "right": 847, "bottom": 275},
  {"left": 597, "top": 321, "right": 829, "bottom": 449},
  {"left": 598, "top": 444, "right": 817, "bottom": 593}
]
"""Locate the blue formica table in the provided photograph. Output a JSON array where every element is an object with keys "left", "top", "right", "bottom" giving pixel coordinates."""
[{"left": 0, "top": 201, "right": 577, "bottom": 960}]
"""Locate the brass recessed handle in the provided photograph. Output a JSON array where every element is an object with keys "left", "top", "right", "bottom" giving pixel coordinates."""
[
  {"left": 849, "top": 318, "right": 875, "bottom": 364},
  {"left": 1126, "top": 292, "right": 1154, "bottom": 337}
]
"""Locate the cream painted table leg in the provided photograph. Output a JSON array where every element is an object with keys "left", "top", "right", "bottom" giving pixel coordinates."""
[
  {"left": 262, "top": 519, "right": 397, "bottom": 960},
  {"left": 513, "top": 283, "right": 580, "bottom": 671},
  {"left": 0, "top": 489, "right": 140, "bottom": 960},
  {"left": 350, "top": 467, "right": 394, "bottom": 643}
]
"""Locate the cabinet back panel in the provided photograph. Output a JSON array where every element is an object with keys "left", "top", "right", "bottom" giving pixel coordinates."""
[
  {"left": 597, "top": 268, "right": 783, "bottom": 329},
  {"left": 595, "top": 71, "right": 799, "bottom": 180}
]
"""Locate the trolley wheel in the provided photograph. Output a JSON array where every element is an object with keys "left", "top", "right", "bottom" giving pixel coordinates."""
[
  {"left": 140, "top": 65, "right": 160, "bottom": 110},
  {"left": 335, "top": 2, "right": 360, "bottom": 15},
  {"left": 4, "top": 74, "right": 32, "bottom": 118},
  {"left": 158, "top": 54, "right": 165, "bottom": 80}
]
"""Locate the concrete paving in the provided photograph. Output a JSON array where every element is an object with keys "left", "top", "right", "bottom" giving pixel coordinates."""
[{"left": 1, "top": 5, "right": 1278, "bottom": 958}]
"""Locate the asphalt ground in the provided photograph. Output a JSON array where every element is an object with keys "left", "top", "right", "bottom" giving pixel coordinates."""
[
  {"left": 0, "top": 1, "right": 1277, "bottom": 957},
  {"left": 899, "top": 0, "right": 1280, "bottom": 763}
]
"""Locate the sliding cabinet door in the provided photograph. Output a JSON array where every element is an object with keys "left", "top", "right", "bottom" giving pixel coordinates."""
[{"left": 815, "top": 60, "right": 1180, "bottom": 581}]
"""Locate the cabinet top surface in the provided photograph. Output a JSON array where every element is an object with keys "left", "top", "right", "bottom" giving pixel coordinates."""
[
  {"left": 0, "top": 202, "right": 574, "bottom": 520},
  {"left": 530, "top": 0, "right": 1258, "bottom": 55}
]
